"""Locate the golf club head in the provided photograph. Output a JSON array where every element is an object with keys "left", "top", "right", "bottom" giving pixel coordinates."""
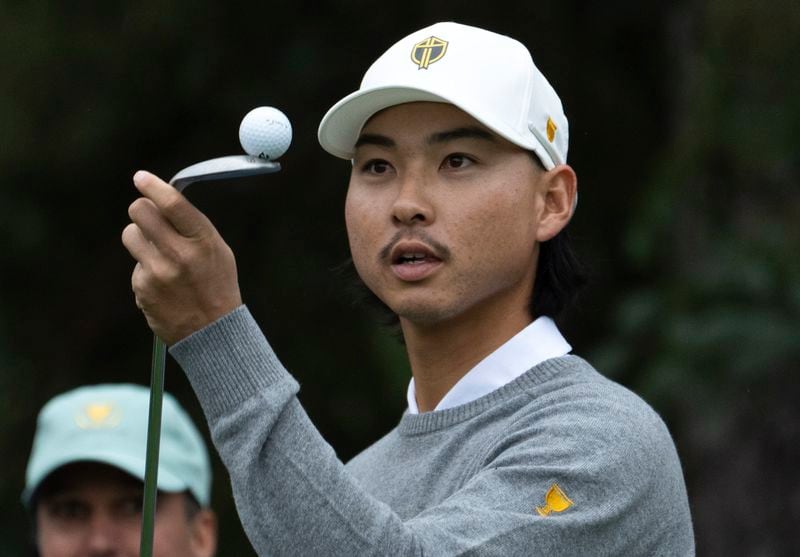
[{"left": 169, "top": 155, "right": 281, "bottom": 191}]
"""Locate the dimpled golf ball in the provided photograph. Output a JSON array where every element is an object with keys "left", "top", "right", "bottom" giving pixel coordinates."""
[{"left": 239, "top": 106, "right": 292, "bottom": 160}]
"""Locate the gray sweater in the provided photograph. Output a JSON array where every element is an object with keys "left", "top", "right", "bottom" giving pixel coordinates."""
[{"left": 172, "top": 306, "right": 694, "bottom": 556}]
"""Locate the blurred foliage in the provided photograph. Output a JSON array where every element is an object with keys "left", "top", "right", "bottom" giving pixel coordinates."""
[
  {"left": 1, "top": 1, "right": 797, "bottom": 555},
  {"left": 589, "top": 1, "right": 800, "bottom": 553}
]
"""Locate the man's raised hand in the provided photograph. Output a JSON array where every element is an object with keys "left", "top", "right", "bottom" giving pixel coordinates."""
[{"left": 122, "top": 170, "right": 242, "bottom": 345}]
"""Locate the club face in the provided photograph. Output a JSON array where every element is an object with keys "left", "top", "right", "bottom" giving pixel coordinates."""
[{"left": 169, "top": 155, "right": 281, "bottom": 191}]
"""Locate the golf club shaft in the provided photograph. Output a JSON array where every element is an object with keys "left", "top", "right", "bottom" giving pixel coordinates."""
[
  {"left": 138, "top": 157, "right": 280, "bottom": 557},
  {"left": 140, "top": 335, "right": 167, "bottom": 557}
]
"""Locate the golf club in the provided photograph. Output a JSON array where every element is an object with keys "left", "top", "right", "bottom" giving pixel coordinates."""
[{"left": 139, "top": 107, "right": 290, "bottom": 557}]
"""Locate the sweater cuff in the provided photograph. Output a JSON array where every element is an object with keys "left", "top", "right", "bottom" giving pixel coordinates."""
[{"left": 170, "top": 305, "right": 297, "bottom": 418}]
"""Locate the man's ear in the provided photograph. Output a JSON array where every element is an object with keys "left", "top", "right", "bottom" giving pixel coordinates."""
[
  {"left": 190, "top": 508, "right": 218, "bottom": 557},
  {"left": 536, "top": 164, "right": 577, "bottom": 242}
]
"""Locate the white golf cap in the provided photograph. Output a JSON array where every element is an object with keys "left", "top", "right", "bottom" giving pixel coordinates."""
[{"left": 318, "top": 22, "right": 568, "bottom": 169}]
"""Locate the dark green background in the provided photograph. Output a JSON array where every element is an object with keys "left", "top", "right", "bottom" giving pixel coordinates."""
[{"left": 2, "top": 1, "right": 798, "bottom": 554}]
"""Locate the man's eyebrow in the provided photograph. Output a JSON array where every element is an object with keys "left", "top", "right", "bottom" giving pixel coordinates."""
[
  {"left": 428, "top": 126, "right": 496, "bottom": 145},
  {"left": 354, "top": 133, "right": 395, "bottom": 149}
]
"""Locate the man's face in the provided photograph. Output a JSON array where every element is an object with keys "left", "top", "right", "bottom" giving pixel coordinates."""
[
  {"left": 35, "top": 463, "right": 216, "bottom": 557},
  {"left": 346, "top": 102, "right": 547, "bottom": 329}
]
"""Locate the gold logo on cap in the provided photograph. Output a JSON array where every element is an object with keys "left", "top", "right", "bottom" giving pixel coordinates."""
[
  {"left": 535, "top": 483, "right": 573, "bottom": 516},
  {"left": 546, "top": 117, "right": 557, "bottom": 143},
  {"left": 75, "top": 402, "right": 122, "bottom": 429},
  {"left": 411, "top": 36, "right": 448, "bottom": 70}
]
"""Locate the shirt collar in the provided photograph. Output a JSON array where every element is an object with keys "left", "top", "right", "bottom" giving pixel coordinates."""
[{"left": 406, "top": 316, "right": 571, "bottom": 414}]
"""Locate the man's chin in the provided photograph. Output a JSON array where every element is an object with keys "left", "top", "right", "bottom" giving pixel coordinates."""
[{"left": 395, "top": 302, "right": 461, "bottom": 328}]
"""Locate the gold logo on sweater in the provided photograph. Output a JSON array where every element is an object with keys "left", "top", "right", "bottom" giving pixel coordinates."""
[{"left": 536, "top": 483, "right": 573, "bottom": 516}]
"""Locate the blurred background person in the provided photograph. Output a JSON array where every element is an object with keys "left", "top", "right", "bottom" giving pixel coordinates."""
[{"left": 23, "top": 383, "right": 217, "bottom": 557}]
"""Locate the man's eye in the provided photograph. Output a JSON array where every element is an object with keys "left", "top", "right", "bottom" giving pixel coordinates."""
[
  {"left": 116, "top": 496, "right": 143, "bottom": 517},
  {"left": 441, "top": 154, "right": 474, "bottom": 169},
  {"left": 47, "top": 500, "right": 88, "bottom": 520},
  {"left": 362, "top": 159, "right": 392, "bottom": 175}
]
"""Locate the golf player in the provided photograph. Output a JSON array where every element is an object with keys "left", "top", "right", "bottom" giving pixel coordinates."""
[
  {"left": 123, "top": 22, "right": 694, "bottom": 555},
  {"left": 23, "top": 384, "right": 217, "bottom": 557}
]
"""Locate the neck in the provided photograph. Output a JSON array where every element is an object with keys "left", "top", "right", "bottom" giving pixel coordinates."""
[{"left": 401, "top": 299, "right": 532, "bottom": 413}]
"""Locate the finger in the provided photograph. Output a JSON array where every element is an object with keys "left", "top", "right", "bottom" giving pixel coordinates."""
[
  {"left": 132, "top": 170, "right": 214, "bottom": 238},
  {"left": 127, "top": 197, "right": 182, "bottom": 254},
  {"left": 131, "top": 263, "right": 145, "bottom": 308},
  {"left": 130, "top": 262, "right": 159, "bottom": 314},
  {"left": 121, "top": 222, "right": 160, "bottom": 265}
]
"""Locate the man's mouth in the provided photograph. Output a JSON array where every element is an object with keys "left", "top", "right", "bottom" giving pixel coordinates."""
[
  {"left": 389, "top": 241, "right": 441, "bottom": 263},
  {"left": 389, "top": 241, "right": 444, "bottom": 281},
  {"left": 395, "top": 252, "right": 435, "bottom": 264}
]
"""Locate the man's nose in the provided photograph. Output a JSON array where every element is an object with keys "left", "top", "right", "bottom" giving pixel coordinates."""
[
  {"left": 391, "top": 170, "right": 435, "bottom": 225},
  {"left": 84, "top": 513, "right": 122, "bottom": 556}
]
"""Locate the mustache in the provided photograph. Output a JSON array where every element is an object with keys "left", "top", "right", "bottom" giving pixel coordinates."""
[{"left": 378, "top": 230, "right": 451, "bottom": 263}]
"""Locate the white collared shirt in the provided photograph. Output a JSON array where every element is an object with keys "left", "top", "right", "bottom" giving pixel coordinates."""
[{"left": 406, "top": 316, "right": 572, "bottom": 414}]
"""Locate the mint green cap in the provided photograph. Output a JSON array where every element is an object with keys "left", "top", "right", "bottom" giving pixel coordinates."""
[{"left": 23, "top": 384, "right": 211, "bottom": 507}]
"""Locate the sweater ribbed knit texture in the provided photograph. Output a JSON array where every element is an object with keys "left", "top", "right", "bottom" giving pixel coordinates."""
[{"left": 172, "top": 306, "right": 694, "bottom": 556}]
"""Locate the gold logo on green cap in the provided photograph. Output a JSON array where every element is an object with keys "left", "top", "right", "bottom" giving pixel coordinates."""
[
  {"left": 75, "top": 402, "right": 122, "bottom": 429},
  {"left": 411, "top": 36, "right": 448, "bottom": 70}
]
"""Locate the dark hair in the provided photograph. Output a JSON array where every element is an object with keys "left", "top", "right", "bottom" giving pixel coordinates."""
[
  {"left": 525, "top": 152, "right": 587, "bottom": 319},
  {"left": 183, "top": 491, "right": 203, "bottom": 519},
  {"left": 531, "top": 228, "right": 587, "bottom": 318}
]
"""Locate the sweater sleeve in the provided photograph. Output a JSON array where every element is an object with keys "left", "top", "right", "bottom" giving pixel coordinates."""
[
  {"left": 171, "top": 306, "right": 694, "bottom": 556},
  {"left": 171, "top": 306, "right": 421, "bottom": 556}
]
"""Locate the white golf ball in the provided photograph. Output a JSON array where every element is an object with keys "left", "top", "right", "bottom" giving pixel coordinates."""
[{"left": 239, "top": 106, "right": 292, "bottom": 160}]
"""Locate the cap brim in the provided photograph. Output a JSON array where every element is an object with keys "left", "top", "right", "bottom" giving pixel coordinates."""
[
  {"left": 22, "top": 449, "right": 189, "bottom": 506},
  {"left": 319, "top": 86, "right": 447, "bottom": 159},
  {"left": 317, "top": 84, "right": 553, "bottom": 168}
]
